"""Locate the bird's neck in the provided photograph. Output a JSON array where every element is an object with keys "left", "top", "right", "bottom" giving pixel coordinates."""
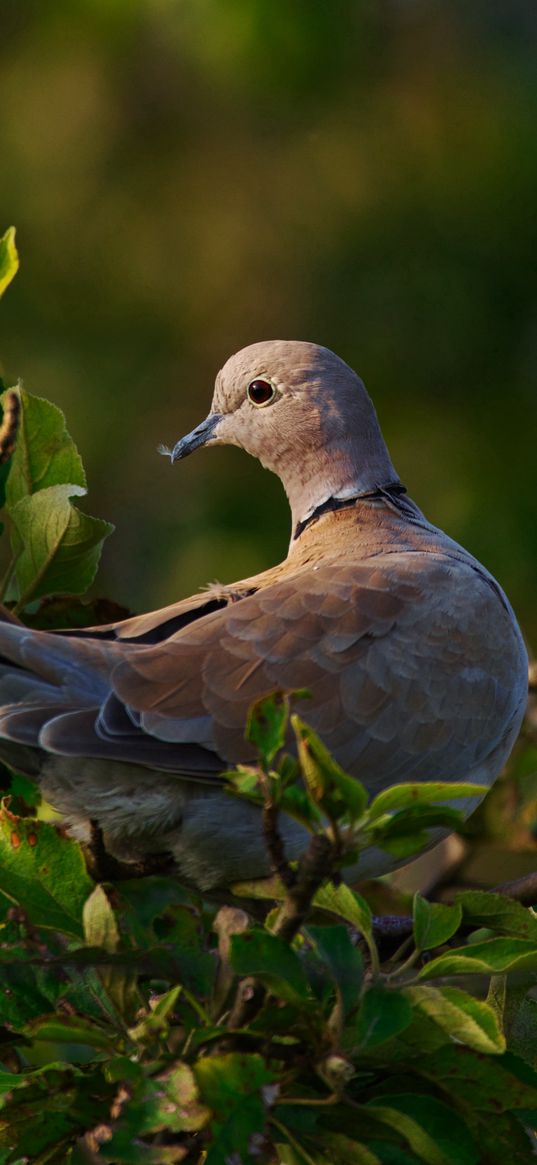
[{"left": 278, "top": 436, "right": 399, "bottom": 536}]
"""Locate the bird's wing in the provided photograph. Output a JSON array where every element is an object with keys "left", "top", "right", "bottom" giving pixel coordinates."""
[
  {"left": 25, "top": 549, "right": 526, "bottom": 792},
  {"left": 62, "top": 580, "right": 263, "bottom": 644}
]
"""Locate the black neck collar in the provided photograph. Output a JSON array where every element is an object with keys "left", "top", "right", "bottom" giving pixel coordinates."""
[{"left": 293, "top": 482, "right": 408, "bottom": 541}]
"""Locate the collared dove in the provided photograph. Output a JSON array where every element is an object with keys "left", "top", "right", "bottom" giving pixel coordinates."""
[{"left": 0, "top": 341, "right": 528, "bottom": 891}]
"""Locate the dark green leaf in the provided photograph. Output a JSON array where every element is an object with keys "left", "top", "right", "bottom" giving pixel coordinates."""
[
  {"left": 456, "top": 891, "right": 537, "bottom": 940},
  {"left": 307, "top": 924, "right": 364, "bottom": 1018},
  {"left": 246, "top": 691, "right": 291, "bottom": 766},
  {"left": 365, "top": 1094, "right": 478, "bottom": 1165},
  {"left": 194, "top": 1052, "right": 274, "bottom": 1165},
  {"left": 24, "top": 1014, "right": 117, "bottom": 1051},
  {"left": 352, "top": 984, "right": 413, "bottom": 1052},
  {"left": 418, "top": 1044, "right": 537, "bottom": 1112},
  {"left": 230, "top": 928, "right": 310, "bottom": 1002}
]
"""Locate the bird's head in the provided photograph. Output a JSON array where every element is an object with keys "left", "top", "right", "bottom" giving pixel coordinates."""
[{"left": 160, "top": 340, "right": 398, "bottom": 529}]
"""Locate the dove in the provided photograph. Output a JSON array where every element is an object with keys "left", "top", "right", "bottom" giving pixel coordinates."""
[{"left": 0, "top": 341, "right": 528, "bottom": 892}]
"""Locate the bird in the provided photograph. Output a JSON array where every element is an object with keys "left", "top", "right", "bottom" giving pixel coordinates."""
[{"left": 0, "top": 340, "right": 528, "bottom": 892}]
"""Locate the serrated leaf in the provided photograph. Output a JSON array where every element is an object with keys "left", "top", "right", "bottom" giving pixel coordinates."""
[
  {"left": 291, "top": 715, "right": 368, "bottom": 822},
  {"left": 314, "top": 881, "right": 379, "bottom": 971},
  {"left": 230, "top": 928, "right": 310, "bottom": 1002},
  {"left": 405, "top": 985, "right": 505, "bottom": 1053},
  {"left": 413, "top": 893, "right": 462, "bottom": 951},
  {"left": 4, "top": 386, "right": 85, "bottom": 507},
  {"left": 457, "top": 890, "right": 537, "bottom": 940},
  {"left": 351, "top": 983, "right": 413, "bottom": 1051},
  {"left": 194, "top": 1052, "right": 274, "bottom": 1165},
  {"left": 10, "top": 483, "right": 114, "bottom": 607},
  {"left": 419, "top": 937, "right": 537, "bottom": 979},
  {"left": 0, "top": 803, "right": 93, "bottom": 938},
  {"left": 0, "top": 226, "right": 19, "bottom": 297},
  {"left": 369, "top": 782, "right": 488, "bottom": 819},
  {"left": 314, "top": 883, "right": 373, "bottom": 942}
]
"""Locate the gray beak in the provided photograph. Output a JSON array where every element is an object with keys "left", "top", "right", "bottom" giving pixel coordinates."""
[{"left": 159, "top": 413, "right": 224, "bottom": 464}]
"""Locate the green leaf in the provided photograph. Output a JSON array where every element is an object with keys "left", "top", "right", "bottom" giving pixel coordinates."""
[
  {"left": 369, "top": 782, "right": 488, "bottom": 819},
  {"left": 365, "top": 1094, "right": 478, "bottom": 1165},
  {"left": 24, "top": 1014, "right": 116, "bottom": 1051},
  {"left": 101, "top": 1062, "right": 209, "bottom": 1161},
  {"left": 307, "top": 924, "right": 364, "bottom": 1018},
  {"left": 351, "top": 983, "right": 413, "bottom": 1051},
  {"left": 0, "top": 803, "right": 93, "bottom": 938},
  {"left": 230, "top": 928, "right": 310, "bottom": 1002},
  {"left": 372, "top": 805, "right": 466, "bottom": 841},
  {"left": 314, "top": 882, "right": 379, "bottom": 970},
  {"left": 0, "top": 226, "right": 19, "bottom": 297},
  {"left": 413, "top": 892, "right": 462, "bottom": 950},
  {"left": 419, "top": 937, "right": 537, "bottom": 980},
  {"left": 405, "top": 985, "right": 505, "bottom": 1053},
  {"left": 83, "top": 885, "right": 141, "bottom": 1022},
  {"left": 418, "top": 1043, "right": 537, "bottom": 1113},
  {"left": 313, "top": 883, "right": 373, "bottom": 943},
  {"left": 4, "top": 386, "right": 85, "bottom": 507},
  {"left": 10, "top": 483, "right": 114, "bottom": 607},
  {"left": 83, "top": 884, "right": 121, "bottom": 953},
  {"left": 456, "top": 890, "right": 537, "bottom": 940},
  {"left": 291, "top": 714, "right": 368, "bottom": 822},
  {"left": 246, "top": 691, "right": 291, "bottom": 766},
  {"left": 194, "top": 1052, "right": 275, "bottom": 1165}
]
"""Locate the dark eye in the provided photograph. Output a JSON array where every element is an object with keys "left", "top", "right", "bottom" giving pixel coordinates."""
[{"left": 247, "top": 378, "right": 276, "bottom": 407}]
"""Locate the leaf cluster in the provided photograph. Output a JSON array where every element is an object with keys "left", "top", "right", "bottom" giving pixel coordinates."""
[
  {"left": 1, "top": 234, "right": 537, "bottom": 1163},
  {"left": 0, "top": 227, "right": 113, "bottom": 618},
  {"left": 2, "top": 704, "right": 537, "bottom": 1164}
]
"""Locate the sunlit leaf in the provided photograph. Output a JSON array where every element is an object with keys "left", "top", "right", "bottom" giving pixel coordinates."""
[
  {"left": 405, "top": 985, "right": 505, "bottom": 1053},
  {"left": 419, "top": 937, "right": 537, "bottom": 980},
  {"left": 10, "top": 482, "right": 114, "bottom": 607},
  {"left": 0, "top": 802, "right": 93, "bottom": 938},
  {"left": 292, "top": 714, "right": 368, "bottom": 821},
  {"left": 369, "top": 782, "right": 488, "bottom": 819},
  {"left": 4, "top": 386, "right": 85, "bottom": 507},
  {"left": 0, "top": 225, "right": 19, "bottom": 297}
]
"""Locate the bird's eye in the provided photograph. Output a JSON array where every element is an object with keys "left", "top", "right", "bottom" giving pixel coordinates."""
[{"left": 247, "top": 378, "right": 277, "bottom": 407}]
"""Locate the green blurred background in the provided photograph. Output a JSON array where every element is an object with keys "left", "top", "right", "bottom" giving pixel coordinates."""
[{"left": 0, "top": 0, "right": 536, "bottom": 644}]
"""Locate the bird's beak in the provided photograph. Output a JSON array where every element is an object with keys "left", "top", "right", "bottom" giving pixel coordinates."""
[{"left": 159, "top": 413, "right": 224, "bottom": 463}]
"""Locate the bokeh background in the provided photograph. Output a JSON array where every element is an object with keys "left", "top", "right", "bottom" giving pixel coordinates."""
[{"left": 0, "top": 0, "right": 536, "bottom": 645}]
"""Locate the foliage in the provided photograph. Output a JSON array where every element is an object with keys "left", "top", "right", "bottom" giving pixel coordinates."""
[{"left": 1, "top": 238, "right": 537, "bottom": 1162}]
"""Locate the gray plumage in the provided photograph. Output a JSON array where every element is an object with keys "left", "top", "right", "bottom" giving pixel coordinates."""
[{"left": 0, "top": 341, "right": 528, "bottom": 890}]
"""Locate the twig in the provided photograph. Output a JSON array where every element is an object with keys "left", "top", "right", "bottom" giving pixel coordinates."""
[{"left": 226, "top": 834, "right": 336, "bottom": 1034}]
